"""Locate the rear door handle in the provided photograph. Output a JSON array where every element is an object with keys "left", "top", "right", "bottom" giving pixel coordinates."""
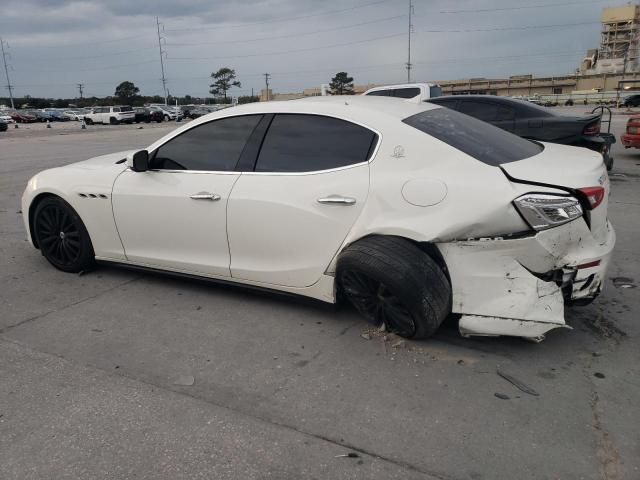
[
  {"left": 190, "top": 192, "right": 221, "bottom": 201},
  {"left": 317, "top": 195, "right": 356, "bottom": 205}
]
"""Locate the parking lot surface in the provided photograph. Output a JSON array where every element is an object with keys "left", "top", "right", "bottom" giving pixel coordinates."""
[{"left": 1, "top": 110, "right": 639, "bottom": 479}]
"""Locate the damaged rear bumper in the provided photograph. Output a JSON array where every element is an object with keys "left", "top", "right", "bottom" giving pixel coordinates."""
[{"left": 437, "top": 219, "right": 615, "bottom": 341}]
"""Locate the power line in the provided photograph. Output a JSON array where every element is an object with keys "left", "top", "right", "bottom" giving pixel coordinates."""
[
  {"left": 171, "top": 31, "right": 406, "bottom": 61},
  {"left": 165, "top": 0, "right": 394, "bottom": 33},
  {"left": 167, "top": 14, "right": 405, "bottom": 47},
  {"left": 440, "top": 0, "right": 606, "bottom": 14},
  {"left": 420, "top": 21, "right": 599, "bottom": 33},
  {"left": 1, "top": 38, "right": 15, "bottom": 109}
]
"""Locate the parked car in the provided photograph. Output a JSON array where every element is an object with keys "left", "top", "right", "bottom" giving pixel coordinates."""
[
  {"left": 133, "top": 107, "right": 163, "bottom": 123},
  {"left": 428, "top": 95, "right": 615, "bottom": 170},
  {"left": 47, "top": 110, "right": 70, "bottom": 122},
  {"left": 22, "top": 97, "right": 615, "bottom": 342},
  {"left": 148, "top": 105, "right": 183, "bottom": 121},
  {"left": 622, "top": 94, "right": 640, "bottom": 107},
  {"left": 10, "top": 111, "right": 37, "bottom": 123},
  {"left": 84, "top": 106, "right": 135, "bottom": 125},
  {"left": 363, "top": 82, "right": 442, "bottom": 101},
  {"left": 31, "top": 110, "right": 55, "bottom": 122},
  {"left": 188, "top": 106, "right": 215, "bottom": 119},
  {"left": 63, "top": 110, "right": 84, "bottom": 121},
  {"left": 0, "top": 118, "right": 7, "bottom": 132},
  {"left": 620, "top": 114, "right": 640, "bottom": 148},
  {"left": 0, "top": 113, "right": 14, "bottom": 124}
]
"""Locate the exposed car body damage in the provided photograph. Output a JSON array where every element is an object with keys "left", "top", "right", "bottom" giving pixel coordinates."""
[{"left": 438, "top": 217, "right": 615, "bottom": 340}]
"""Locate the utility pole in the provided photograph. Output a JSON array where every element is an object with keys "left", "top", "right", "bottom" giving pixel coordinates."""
[
  {"left": 406, "top": 0, "right": 414, "bottom": 83},
  {"left": 263, "top": 73, "right": 271, "bottom": 101},
  {"left": 156, "top": 16, "right": 168, "bottom": 105},
  {"left": 77, "top": 83, "right": 84, "bottom": 99},
  {"left": 1, "top": 38, "right": 15, "bottom": 109}
]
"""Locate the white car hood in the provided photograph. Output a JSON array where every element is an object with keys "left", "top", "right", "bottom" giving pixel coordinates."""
[{"left": 66, "top": 150, "right": 136, "bottom": 171}]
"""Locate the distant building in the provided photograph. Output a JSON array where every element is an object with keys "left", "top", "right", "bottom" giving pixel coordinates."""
[{"left": 581, "top": 5, "right": 640, "bottom": 74}]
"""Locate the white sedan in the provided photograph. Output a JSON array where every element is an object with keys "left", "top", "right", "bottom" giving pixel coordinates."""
[{"left": 21, "top": 97, "right": 615, "bottom": 341}]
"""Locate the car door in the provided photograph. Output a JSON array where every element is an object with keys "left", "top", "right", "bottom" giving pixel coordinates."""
[
  {"left": 227, "top": 113, "right": 377, "bottom": 288},
  {"left": 112, "top": 114, "right": 264, "bottom": 277}
]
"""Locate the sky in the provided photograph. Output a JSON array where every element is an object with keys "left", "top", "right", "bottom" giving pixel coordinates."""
[{"left": 0, "top": 0, "right": 615, "bottom": 99}]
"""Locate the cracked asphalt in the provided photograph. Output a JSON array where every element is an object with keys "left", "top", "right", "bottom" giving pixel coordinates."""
[{"left": 1, "top": 114, "right": 638, "bottom": 479}]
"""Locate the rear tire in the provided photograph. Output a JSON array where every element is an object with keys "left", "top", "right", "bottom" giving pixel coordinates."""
[
  {"left": 85, "top": 117, "right": 93, "bottom": 125},
  {"left": 337, "top": 236, "right": 451, "bottom": 339},
  {"left": 33, "top": 196, "right": 96, "bottom": 273}
]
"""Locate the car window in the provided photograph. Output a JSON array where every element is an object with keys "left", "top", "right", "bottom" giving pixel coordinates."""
[
  {"left": 497, "top": 106, "right": 515, "bottom": 121},
  {"left": 113, "top": 107, "right": 120, "bottom": 112},
  {"left": 366, "top": 90, "right": 392, "bottom": 97},
  {"left": 429, "top": 85, "right": 442, "bottom": 98},
  {"left": 255, "top": 114, "right": 377, "bottom": 173},
  {"left": 152, "top": 115, "right": 263, "bottom": 171},
  {"left": 391, "top": 87, "right": 421, "bottom": 99},
  {"left": 457, "top": 100, "right": 499, "bottom": 122},
  {"left": 403, "top": 108, "right": 543, "bottom": 166},
  {"left": 428, "top": 97, "right": 458, "bottom": 109}
]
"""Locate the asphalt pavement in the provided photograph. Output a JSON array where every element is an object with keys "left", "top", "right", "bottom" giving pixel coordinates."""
[{"left": 0, "top": 110, "right": 638, "bottom": 480}]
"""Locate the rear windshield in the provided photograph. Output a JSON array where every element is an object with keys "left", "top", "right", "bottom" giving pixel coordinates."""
[{"left": 402, "top": 107, "right": 543, "bottom": 166}]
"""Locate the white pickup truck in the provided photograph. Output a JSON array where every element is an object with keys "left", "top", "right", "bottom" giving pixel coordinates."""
[
  {"left": 363, "top": 83, "right": 442, "bottom": 101},
  {"left": 84, "top": 106, "right": 135, "bottom": 125}
]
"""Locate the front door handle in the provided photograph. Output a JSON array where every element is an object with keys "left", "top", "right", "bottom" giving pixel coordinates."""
[
  {"left": 317, "top": 195, "right": 356, "bottom": 205},
  {"left": 190, "top": 192, "right": 221, "bottom": 201}
]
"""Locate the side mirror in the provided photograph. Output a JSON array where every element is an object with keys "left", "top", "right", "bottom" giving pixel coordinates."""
[{"left": 128, "top": 150, "right": 149, "bottom": 172}]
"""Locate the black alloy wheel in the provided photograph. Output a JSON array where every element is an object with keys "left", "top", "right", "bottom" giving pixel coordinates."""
[
  {"left": 33, "top": 197, "right": 95, "bottom": 272},
  {"left": 340, "top": 269, "right": 417, "bottom": 337}
]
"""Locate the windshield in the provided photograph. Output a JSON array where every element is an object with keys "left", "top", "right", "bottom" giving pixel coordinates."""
[{"left": 403, "top": 107, "right": 543, "bottom": 166}]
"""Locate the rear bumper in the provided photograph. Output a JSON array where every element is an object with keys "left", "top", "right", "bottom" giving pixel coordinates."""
[
  {"left": 621, "top": 133, "right": 640, "bottom": 148},
  {"left": 438, "top": 219, "right": 615, "bottom": 341}
]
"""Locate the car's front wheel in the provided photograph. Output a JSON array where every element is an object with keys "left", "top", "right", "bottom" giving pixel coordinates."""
[
  {"left": 33, "top": 196, "right": 96, "bottom": 273},
  {"left": 337, "top": 236, "right": 451, "bottom": 339}
]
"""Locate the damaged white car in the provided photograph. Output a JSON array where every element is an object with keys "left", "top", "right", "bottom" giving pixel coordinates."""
[{"left": 21, "top": 96, "right": 615, "bottom": 341}]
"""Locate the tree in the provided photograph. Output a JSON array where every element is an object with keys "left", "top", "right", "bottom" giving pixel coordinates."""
[
  {"left": 209, "top": 67, "right": 241, "bottom": 100},
  {"left": 329, "top": 72, "right": 354, "bottom": 95},
  {"left": 114, "top": 81, "right": 140, "bottom": 104}
]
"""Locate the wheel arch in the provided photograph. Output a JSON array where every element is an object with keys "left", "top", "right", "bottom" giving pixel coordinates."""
[
  {"left": 332, "top": 233, "right": 451, "bottom": 284},
  {"left": 28, "top": 192, "right": 57, "bottom": 249}
]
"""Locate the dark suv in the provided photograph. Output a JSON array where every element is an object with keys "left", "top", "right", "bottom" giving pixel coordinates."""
[{"left": 622, "top": 94, "right": 640, "bottom": 107}]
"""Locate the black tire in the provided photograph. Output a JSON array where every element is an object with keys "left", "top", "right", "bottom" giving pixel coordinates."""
[
  {"left": 85, "top": 117, "right": 93, "bottom": 125},
  {"left": 164, "top": 114, "right": 170, "bottom": 122},
  {"left": 33, "top": 196, "right": 96, "bottom": 273},
  {"left": 109, "top": 117, "right": 118, "bottom": 125},
  {"left": 337, "top": 236, "right": 451, "bottom": 339}
]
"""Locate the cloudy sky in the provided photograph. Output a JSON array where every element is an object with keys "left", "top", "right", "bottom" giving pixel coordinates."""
[{"left": 0, "top": 0, "right": 611, "bottom": 99}]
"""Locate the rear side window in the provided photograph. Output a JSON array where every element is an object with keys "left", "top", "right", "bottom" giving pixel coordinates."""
[
  {"left": 403, "top": 108, "right": 543, "bottom": 166},
  {"left": 255, "top": 114, "right": 377, "bottom": 173}
]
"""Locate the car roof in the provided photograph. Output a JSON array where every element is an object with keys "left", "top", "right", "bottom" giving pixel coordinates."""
[
  {"left": 430, "top": 94, "right": 557, "bottom": 116},
  {"left": 193, "top": 96, "right": 440, "bottom": 127}
]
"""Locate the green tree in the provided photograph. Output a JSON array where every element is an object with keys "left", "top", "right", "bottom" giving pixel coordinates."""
[
  {"left": 114, "top": 81, "right": 140, "bottom": 104},
  {"left": 329, "top": 72, "right": 354, "bottom": 95},
  {"left": 209, "top": 67, "right": 241, "bottom": 100}
]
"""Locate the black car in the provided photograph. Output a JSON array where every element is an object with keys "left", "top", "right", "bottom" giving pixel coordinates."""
[
  {"left": 133, "top": 107, "right": 163, "bottom": 123},
  {"left": 428, "top": 95, "right": 614, "bottom": 170},
  {"left": 0, "top": 119, "right": 7, "bottom": 132},
  {"left": 622, "top": 94, "right": 640, "bottom": 107}
]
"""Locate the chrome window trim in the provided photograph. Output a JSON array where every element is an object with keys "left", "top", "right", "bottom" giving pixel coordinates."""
[{"left": 147, "top": 113, "right": 382, "bottom": 176}]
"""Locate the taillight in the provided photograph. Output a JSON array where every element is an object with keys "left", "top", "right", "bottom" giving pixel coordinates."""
[
  {"left": 583, "top": 121, "right": 600, "bottom": 136},
  {"left": 577, "top": 186, "right": 605, "bottom": 210},
  {"left": 513, "top": 194, "right": 583, "bottom": 231}
]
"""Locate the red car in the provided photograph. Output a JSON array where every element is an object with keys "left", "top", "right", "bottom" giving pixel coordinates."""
[
  {"left": 621, "top": 115, "right": 640, "bottom": 148},
  {"left": 11, "top": 111, "right": 37, "bottom": 123}
]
